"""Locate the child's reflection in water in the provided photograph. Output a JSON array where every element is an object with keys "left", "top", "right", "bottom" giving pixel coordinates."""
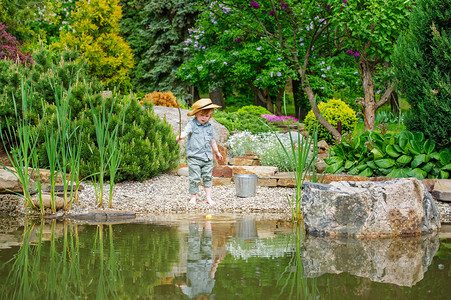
[{"left": 180, "top": 221, "right": 222, "bottom": 299}]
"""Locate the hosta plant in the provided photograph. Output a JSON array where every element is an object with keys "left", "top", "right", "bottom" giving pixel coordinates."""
[{"left": 325, "top": 130, "right": 451, "bottom": 179}]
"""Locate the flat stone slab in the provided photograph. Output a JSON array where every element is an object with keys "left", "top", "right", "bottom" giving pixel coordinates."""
[
  {"left": 67, "top": 210, "right": 136, "bottom": 222},
  {"left": 431, "top": 179, "right": 451, "bottom": 202}
]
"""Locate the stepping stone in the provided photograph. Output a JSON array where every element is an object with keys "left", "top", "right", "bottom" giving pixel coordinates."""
[{"left": 431, "top": 179, "right": 451, "bottom": 202}]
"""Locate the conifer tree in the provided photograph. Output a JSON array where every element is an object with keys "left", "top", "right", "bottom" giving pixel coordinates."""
[
  {"left": 393, "top": 0, "right": 451, "bottom": 149},
  {"left": 120, "top": 0, "right": 200, "bottom": 96}
]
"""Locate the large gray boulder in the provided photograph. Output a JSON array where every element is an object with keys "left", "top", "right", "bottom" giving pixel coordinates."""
[
  {"left": 301, "top": 178, "right": 441, "bottom": 237},
  {"left": 301, "top": 233, "right": 439, "bottom": 287}
]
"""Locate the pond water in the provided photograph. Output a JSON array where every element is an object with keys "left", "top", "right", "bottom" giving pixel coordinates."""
[{"left": 0, "top": 215, "right": 449, "bottom": 299}]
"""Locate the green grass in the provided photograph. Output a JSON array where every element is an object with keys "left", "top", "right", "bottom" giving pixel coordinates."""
[{"left": 352, "top": 121, "right": 406, "bottom": 138}]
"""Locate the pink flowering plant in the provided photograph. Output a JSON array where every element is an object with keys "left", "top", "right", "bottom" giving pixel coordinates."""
[{"left": 261, "top": 114, "right": 299, "bottom": 126}]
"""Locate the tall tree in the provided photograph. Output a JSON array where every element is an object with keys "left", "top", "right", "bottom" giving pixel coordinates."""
[
  {"left": 393, "top": 0, "right": 450, "bottom": 149},
  {"left": 120, "top": 0, "right": 200, "bottom": 96}
]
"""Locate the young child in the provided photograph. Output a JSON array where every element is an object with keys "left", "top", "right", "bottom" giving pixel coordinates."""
[{"left": 176, "top": 98, "right": 223, "bottom": 206}]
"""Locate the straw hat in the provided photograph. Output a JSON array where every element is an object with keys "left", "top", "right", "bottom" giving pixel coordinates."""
[{"left": 187, "top": 98, "right": 221, "bottom": 116}]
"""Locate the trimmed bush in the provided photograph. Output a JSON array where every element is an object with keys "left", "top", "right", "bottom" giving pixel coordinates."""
[
  {"left": 237, "top": 105, "right": 273, "bottom": 116},
  {"left": 141, "top": 91, "right": 177, "bottom": 108},
  {"left": 304, "top": 99, "right": 357, "bottom": 143},
  {"left": 214, "top": 111, "right": 277, "bottom": 134}
]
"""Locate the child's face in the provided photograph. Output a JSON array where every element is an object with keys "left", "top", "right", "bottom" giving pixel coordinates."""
[{"left": 196, "top": 110, "right": 212, "bottom": 124}]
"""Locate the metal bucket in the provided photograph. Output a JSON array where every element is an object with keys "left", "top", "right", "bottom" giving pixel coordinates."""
[{"left": 234, "top": 174, "right": 258, "bottom": 198}]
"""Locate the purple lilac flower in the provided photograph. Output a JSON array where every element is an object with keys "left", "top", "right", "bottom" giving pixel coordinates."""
[
  {"left": 321, "top": 74, "right": 326, "bottom": 78},
  {"left": 300, "top": 43, "right": 304, "bottom": 46},
  {"left": 250, "top": 0, "right": 260, "bottom": 9},
  {"left": 268, "top": 10, "right": 275, "bottom": 16},
  {"left": 224, "top": 62, "right": 228, "bottom": 65},
  {"left": 354, "top": 51, "right": 360, "bottom": 57},
  {"left": 320, "top": 86, "right": 325, "bottom": 89},
  {"left": 270, "top": 71, "right": 274, "bottom": 77},
  {"left": 235, "top": 38, "right": 242, "bottom": 42},
  {"left": 197, "top": 66, "right": 203, "bottom": 70},
  {"left": 277, "top": 57, "right": 282, "bottom": 61},
  {"left": 257, "top": 46, "right": 262, "bottom": 50},
  {"left": 377, "top": 90, "right": 381, "bottom": 94},
  {"left": 354, "top": 71, "right": 358, "bottom": 75},
  {"left": 277, "top": 72, "right": 282, "bottom": 77}
]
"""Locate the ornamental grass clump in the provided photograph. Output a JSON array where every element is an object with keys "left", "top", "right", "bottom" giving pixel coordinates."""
[{"left": 226, "top": 130, "right": 300, "bottom": 171}]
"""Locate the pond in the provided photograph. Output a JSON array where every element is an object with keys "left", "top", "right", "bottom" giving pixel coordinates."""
[{"left": 0, "top": 215, "right": 450, "bottom": 299}]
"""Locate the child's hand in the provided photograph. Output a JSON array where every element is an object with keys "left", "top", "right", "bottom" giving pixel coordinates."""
[
  {"left": 215, "top": 151, "right": 223, "bottom": 161},
  {"left": 176, "top": 135, "right": 182, "bottom": 142}
]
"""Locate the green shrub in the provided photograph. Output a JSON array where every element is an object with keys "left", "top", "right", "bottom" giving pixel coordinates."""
[
  {"left": 237, "top": 105, "right": 273, "bottom": 116},
  {"left": 325, "top": 130, "right": 451, "bottom": 179},
  {"left": 393, "top": 0, "right": 451, "bottom": 149},
  {"left": 214, "top": 111, "right": 277, "bottom": 134},
  {"left": 1, "top": 46, "right": 179, "bottom": 182},
  {"left": 304, "top": 99, "right": 357, "bottom": 143}
]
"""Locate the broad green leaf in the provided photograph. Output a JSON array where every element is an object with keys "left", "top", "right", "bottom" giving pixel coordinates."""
[
  {"left": 442, "top": 164, "right": 451, "bottom": 171},
  {"left": 328, "top": 156, "right": 344, "bottom": 165},
  {"left": 429, "top": 152, "right": 440, "bottom": 161},
  {"left": 423, "top": 139, "right": 435, "bottom": 155},
  {"left": 344, "top": 160, "right": 354, "bottom": 169},
  {"left": 397, "top": 155, "right": 412, "bottom": 164},
  {"left": 407, "top": 168, "right": 427, "bottom": 180},
  {"left": 366, "top": 161, "right": 377, "bottom": 169},
  {"left": 374, "top": 158, "right": 396, "bottom": 168},
  {"left": 379, "top": 168, "right": 392, "bottom": 175},
  {"left": 348, "top": 167, "right": 359, "bottom": 175},
  {"left": 371, "top": 148, "right": 384, "bottom": 159},
  {"left": 356, "top": 163, "right": 368, "bottom": 171},
  {"left": 393, "top": 144, "right": 404, "bottom": 154},
  {"left": 439, "top": 149, "right": 451, "bottom": 165},
  {"left": 385, "top": 144, "right": 400, "bottom": 158},
  {"left": 413, "top": 131, "right": 424, "bottom": 143},
  {"left": 411, "top": 154, "right": 426, "bottom": 168},
  {"left": 409, "top": 140, "right": 422, "bottom": 155},
  {"left": 421, "top": 162, "right": 435, "bottom": 173},
  {"left": 326, "top": 161, "right": 344, "bottom": 174},
  {"left": 386, "top": 168, "right": 401, "bottom": 178},
  {"left": 359, "top": 167, "right": 373, "bottom": 177},
  {"left": 439, "top": 170, "right": 450, "bottom": 179},
  {"left": 387, "top": 167, "right": 410, "bottom": 178}
]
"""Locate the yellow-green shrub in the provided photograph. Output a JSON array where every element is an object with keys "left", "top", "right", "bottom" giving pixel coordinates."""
[
  {"left": 305, "top": 99, "right": 357, "bottom": 143},
  {"left": 51, "top": 0, "right": 134, "bottom": 92}
]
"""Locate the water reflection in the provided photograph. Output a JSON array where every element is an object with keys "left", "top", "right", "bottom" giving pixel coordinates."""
[
  {"left": 302, "top": 233, "right": 440, "bottom": 287},
  {"left": 0, "top": 216, "right": 448, "bottom": 299}
]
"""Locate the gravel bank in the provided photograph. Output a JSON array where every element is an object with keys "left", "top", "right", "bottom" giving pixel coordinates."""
[
  {"left": 70, "top": 173, "right": 295, "bottom": 217},
  {"left": 66, "top": 173, "right": 451, "bottom": 223}
]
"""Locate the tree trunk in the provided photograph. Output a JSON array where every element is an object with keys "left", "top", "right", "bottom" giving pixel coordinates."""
[
  {"left": 209, "top": 87, "right": 225, "bottom": 109},
  {"left": 190, "top": 86, "right": 200, "bottom": 105},
  {"left": 274, "top": 87, "right": 284, "bottom": 116},
  {"left": 250, "top": 83, "right": 274, "bottom": 113},
  {"left": 359, "top": 59, "right": 376, "bottom": 130},
  {"left": 292, "top": 78, "right": 308, "bottom": 120},
  {"left": 300, "top": 72, "right": 340, "bottom": 138}
]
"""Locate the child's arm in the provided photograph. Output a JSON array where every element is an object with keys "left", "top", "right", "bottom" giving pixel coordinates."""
[
  {"left": 176, "top": 131, "right": 187, "bottom": 142},
  {"left": 211, "top": 139, "right": 223, "bottom": 161}
]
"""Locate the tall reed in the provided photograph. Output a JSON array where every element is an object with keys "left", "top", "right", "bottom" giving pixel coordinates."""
[
  {"left": 48, "top": 79, "right": 83, "bottom": 210},
  {"left": 88, "top": 93, "right": 125, "bottom": 207},
  {"left": 0, "top": 81, "right": 42, "bottom": 210},
  {"left": 271, "top": 95, "right": 324, "bottom": 222}
]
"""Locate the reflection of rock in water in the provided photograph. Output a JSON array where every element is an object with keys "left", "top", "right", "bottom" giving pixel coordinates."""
[
  {"left": 234, "top": 217, "right": 258, "bottom": 239},
  {"left": 301, "top": 233, "right": 440, "bottom": 287}
]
